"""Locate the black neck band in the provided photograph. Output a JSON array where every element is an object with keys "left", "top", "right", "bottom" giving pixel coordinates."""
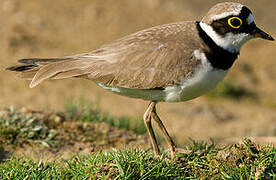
[{"left": 196, "top": 22, "right": 239, "bottom": 70}]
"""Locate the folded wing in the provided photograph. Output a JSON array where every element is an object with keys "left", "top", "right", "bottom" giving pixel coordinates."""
[{"left": 7, "top": 21, "right": 202, "bottom": 89}]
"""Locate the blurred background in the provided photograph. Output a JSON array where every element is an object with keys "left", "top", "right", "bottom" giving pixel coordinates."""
[{"left": 1, "top": 0, "right": 276, "bottom": 145}]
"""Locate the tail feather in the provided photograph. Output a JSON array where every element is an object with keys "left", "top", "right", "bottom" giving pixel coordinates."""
[
  {"left": 18, "top": 58, "right": 69, "bottom": 64},
  {"left": 6, "top": 57, "right": 90, "bottom": 88},
  {"left": 6, "top": 64, "right": 38, "bottom": 72}
]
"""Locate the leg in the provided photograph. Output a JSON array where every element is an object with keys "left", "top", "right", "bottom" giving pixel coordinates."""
[
  {"left": 143, "top": 102, "right": 160, "bottom": 157},
  {"left": 150, "top": 104, "right": 177, "bottom": 158},
  {"left": 151, "top": 105, "right": 199, "bottom": 157}
]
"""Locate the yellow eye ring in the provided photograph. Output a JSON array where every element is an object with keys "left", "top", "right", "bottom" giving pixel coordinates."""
[{"left": 228, "top": 17, "right": 243, "bottom": 29}]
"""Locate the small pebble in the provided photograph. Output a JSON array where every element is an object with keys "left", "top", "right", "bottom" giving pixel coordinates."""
[
  {"left": 54, "top": 116, "right": 62, "bottom": 124},
  {"left": 21, "top": 107, "right": 28, "bottom": 114}
]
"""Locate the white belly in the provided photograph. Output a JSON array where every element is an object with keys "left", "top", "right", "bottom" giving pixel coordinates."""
[{"left": 97, "top": 50, "right": 228, "bottom": 102}]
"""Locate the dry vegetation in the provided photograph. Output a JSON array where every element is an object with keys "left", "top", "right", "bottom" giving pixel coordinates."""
[{"left": 0, "top": 0, "right": 276, "bottom": 162}]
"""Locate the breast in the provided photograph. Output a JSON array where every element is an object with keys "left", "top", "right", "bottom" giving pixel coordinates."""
[
  {"left": 164, "top": 50, "right": 228, "bottom": 102},
  {"left": 164, "top": 66, "right": 227, "bottom": 102}
]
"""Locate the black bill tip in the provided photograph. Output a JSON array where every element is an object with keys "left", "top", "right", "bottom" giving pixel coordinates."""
[{"left": 253, "top": 27, "right": 274, "bottom": 41}]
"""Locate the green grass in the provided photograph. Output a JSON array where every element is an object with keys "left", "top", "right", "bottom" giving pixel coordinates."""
[
  {"left": 0, "top": 139, "right": 275, "bottom": 179},
  {"left": 64, "top": 99, "right": 147, "bottom": 135}
]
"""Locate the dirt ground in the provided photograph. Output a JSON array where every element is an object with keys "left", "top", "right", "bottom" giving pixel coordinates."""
[
  {"left": 1, "top": 0, "right": 276, "bottom": 150},
  {"left": 0, "top": 107, "right": 150, "bottom": 161}
]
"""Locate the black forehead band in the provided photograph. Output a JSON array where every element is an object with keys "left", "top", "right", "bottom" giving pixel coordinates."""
[{"left": 239, "top": 6, "right": 252, "bottom": 20}]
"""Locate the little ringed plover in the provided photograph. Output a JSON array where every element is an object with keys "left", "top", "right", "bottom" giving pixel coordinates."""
[{"left": 7, "top": 2, "right": 274, "bottom": 158}]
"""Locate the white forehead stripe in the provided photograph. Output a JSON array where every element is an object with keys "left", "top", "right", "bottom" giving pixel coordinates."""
[
  {"left": 211, "top": 4, "right": 243, "bottom": 20},
  {"left": 247, "top": 13, "right": 254, "bottom": 24}
]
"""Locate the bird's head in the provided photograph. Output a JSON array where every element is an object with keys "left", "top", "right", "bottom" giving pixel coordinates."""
[{"left": 200, "top": 2, "right": 274, "bottom": 53}]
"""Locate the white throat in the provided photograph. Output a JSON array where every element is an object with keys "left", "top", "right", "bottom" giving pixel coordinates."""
[{"left": 199, "top": 22, "right": 253, "bottom": 53}]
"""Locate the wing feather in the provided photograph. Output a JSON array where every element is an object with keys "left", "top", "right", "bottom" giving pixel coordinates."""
[{"left": 7, "top": 21, "right": 203, "bottom": 89}]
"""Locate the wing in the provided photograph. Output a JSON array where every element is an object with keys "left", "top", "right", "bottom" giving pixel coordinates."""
[
  {"left": 7, "top": 21, "right": 203, "bottom": 89},
  {"left": 85, "top": 21, "right": 202, "bottom": 89}
]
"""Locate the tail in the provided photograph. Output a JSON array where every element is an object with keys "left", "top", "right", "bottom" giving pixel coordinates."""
[{"left": 6, "top": 57, "right": 90, "bottom": 88}]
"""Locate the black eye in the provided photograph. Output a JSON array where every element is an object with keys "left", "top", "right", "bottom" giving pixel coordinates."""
[{"left": 228, "top": 17, "right": 243, "bottom": 29}]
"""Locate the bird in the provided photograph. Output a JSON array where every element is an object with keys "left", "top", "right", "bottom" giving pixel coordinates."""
[{"left": 7, "top": 2, "right": 274, "bottom": 158}]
